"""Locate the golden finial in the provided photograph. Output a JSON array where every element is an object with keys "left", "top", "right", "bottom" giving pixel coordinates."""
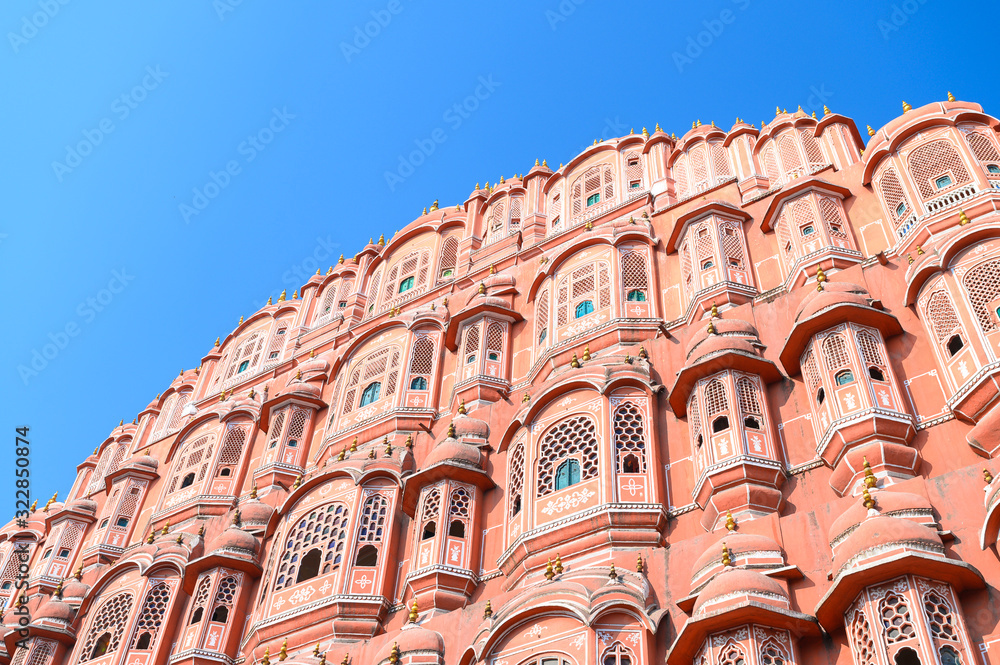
[
  {"left": 316, "top": 268, "right": 322, "bottom": 276},
  {"left": 44, "top": 492, "right": 57, "bottom": 511},
  {"left": 29, "top": 500, "right": 37, "bottom": 512},
  {"left": 232, "top": 509, "right": 241, "bottom": 525},
  {"left": 985, "top": 468, "right": 994, "bottom": 484},
  {"left": 292, "top": 290, "right": 298, "bottom": 300},
  {"left": 478, "top": 282, "right": 485, "bottom": 294},
  {"left": 489, "top": 264, "right": 496, "bottom": 275},
  {"left": 823, "top": 105, "right": 831, "bottom": 116},
  {"left": 816, "top": 267, "right": 826, "bottom": 291},
  {"left": 161, "top": 521, "right": 170, "bottom": 535},
  {"left": 405, "top": 434, "right": 413, "bottom": 449},
  {"left": 74, "top": 564, "right": 83, "bottom": 580},
  {"left": 296, "top": 370, "right": 302, "bottom": 380},
  {"left": 293, "top": 475, "right": 302, "bottom": 489},
  {"left": 313, "top": 644, "right": 321, "bottom": 657},
  {"left": 337, "top": 253, "right": 345, "bottom": 265},
  {"left": 350, "top": 437, "right": 358, "bottom": 452},
  {"left": 624, "top": 353, "right": 631, "bottom": 363},
  {"left": 219, "top": 390, "right": 226, "bottom": 401},
  {"left": 146, "top": 530, "right": 155, "bottom": 544},
  {"left": 198, "top": 524, "right": 205, "bottom": 536},
  {"left": 722, "top": 542, "right": 732, "bottom": 567},
  {"left": 582, "top": 345, "right": 591, "bottom": 361},
  {"left": 812, "top": 111, "right": 817, "bottom": 119},
  {"left": 278, "top": 290, "right": 286, "bottom": 302},
  {"left": 593, "top": 139, "right": 598, "bottom": 146},
  {"left": 959, "top": 209, "right": 971, "bottom": 225},
  {"left": 248, "top": 388, "right": 255, "bottom": 399},
  {"left": 267, "top": 296, "right": 273, "bottom": 306},
  {"left": 636, "top": 553, "right": 644, "bottom": 573},
  {"left": 337, "top": 447, "right": 346, "bottom": 462},
  {"left": 642, "top": 127, "right": 649, "bottom": 139},
  {"left": 916, "top": 245, "right": 924, "bottom": 255},
  {"left": 388, "top": 643, "right": 399, "bottom": 664},
  {"left": 215, "top": 337, "right": 220, "bottom": 347},
  {"left": 458, "top": 399, "right": 467, "bottom": 415},
  {"left": 863, "top": 457, "right": 877, "bottom": 488},
  {"left": 447, "top": 422, "right": 456, "bottom": 438},
  {"left": 175, "top": 533, "right": 183, "bottom": 544},
  {"left": 319, "top": 656, "right": 326, "bottom": 665},
  {"left": 499, "top": 175, "right": 505, "bottom": 183},
  {"left": 776, "top": 106, "right": 781, "bottom": 116},
  {"left": 947, "top": 91, "right": 956, "bottom": 102},
  {"left": 862, "top": 485, "right": 876, "bottom": 510},
  {"left": 239, "top": 315, "right": 244, "bottom": 325},
  {"left": 53, "top": 579, "right": 63, "bottom": 597},
  {"left": 384, "top": 439, "right": 392, "bottom": 457},
  {"left": 475, "top": 182, "right": 480, "bottom": 190},
  {"left": 278, "top": 640, "right": 288, "bottom": 661},
  {"left": 707, "top": 320, "right": 716, "bottom": 335},
  {"left": 261, "top": 647, "right": 270, "bottom": 665},
  {"left": 902, "top": 100, "right": 912, "bottom": 112},
  {"left": 609, "top": 562, "right": 617, "bottom": 580},
  {"left": 522, "top": 392, "right": 530, "bottom": 404},
  {"left": 442, "top": 297, "right": 448, "bottom": 306},
  {"left": 570, "top": 353, "right": 580, "bottom": 368},
  {"left": 430, "top": 199, "right": 439, "bottom": 211},
  {"left": 638, "top": 346, "right": 648, "bottom": 360},
  {"left": 484, "top": 599, "right": 493, "bottom": 618},
  {"left": 378, "top": 234, "right": 385, "bottom": 246},
  {"left": 554, "top": 553, "right": 563, "bottom": 574},
  {"left": 368, "top": 447, "right": 376, "bottom": 459},
  {"left": 585, "top": 220, "right": 593, "bottom": 231},
  {"left": 408, "top": 598, "right": 419, "bottom": 623},
  {"left": 326, "top": 265, "right": 333, "bottom": 275},
  {"left": 340, "top": 655, "right": 347, "bottom": 665},
  {"left": 119, "top": 418, "right": 124, "bottom": 427},
  {"left": 544, "top": 558, "right": 555, "bottom": 580},
  {"left": 534, "top": 158, "right": 540, "bottom": 167},
  {"left": 250, "top": 482, "right": 258, "bottom": 499},
  {"left": 711, "top": 302, "right": 719, "bottom": 318},
  {"left": 655, "top": 122, "right": 662, "bottom": 133},
  {"left": 867, "top": 125, "right": 875, "bottom": 137},
  {"left": 725, "top": 510, "right": 736, "bottom": 532},
  {"left": 907, "top": 254, "right": 914, "bottom": 265},
  {"left": 542, "top": 159, "right": 548, "bottom": 167}
]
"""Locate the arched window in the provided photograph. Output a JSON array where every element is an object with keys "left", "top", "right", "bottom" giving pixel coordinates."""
[
  {"left": 557, "top": 261, "right": 611, "bottom": 326},
  {"left": 463, "top": 325, "right": 480, "bottom": 365},
  {"left": 554, "top": 459, "right": 581, "bottom": 490},
  {"left": 438, "top": 236, "right": 459, "bottom": 280},
  {"left": 296, "top": 550, "right": 322, "bottom": 583},
  {"left": 365, "top": 266, "right": 383, "bottom": 316},
  {"left": 759, "top": 640, "right": 787, "bottom": 665},
  {"left": 940, "top": 647, "right": 962, "bottom": 665},
  {"left": 835, "top": 370, "right": 855, "bottom": 385},
  {"left": 850, "top": 608, "right": 877, "bottom": 665},
  {"left": 856, "top": 330, "right": 888, "bottom": 384},
  {"left": 711, "top": 142, "right": 732, "bottom": 180},
  {"left": 537, "top": 415, "right": 599, "bottom": 497},
  {"left": 210, "top": 576, "right": 238, "bottom": 624},
  {"left": 360, "top": 382, "right": 381, "bottom": 406},
  {"left": 508, "top": 441, "right": 525, "bottom": 517},
  {"left": 720, "top": 222, "right": 746, "bottom": 272},
  {"left": 166, "top": 433, "right": 216, "bottom": 495},
  {"left": 398, "top": 276, "right": 414, "bottom": 293},
  {"left": 536, "top": 289, "right": 550, "bottom": 346},
  {"left": 448, "top": 487, "right": 470, "bottom": 538},
  {"left": 894, "top": 648, "right": 921, "bottom": 665},
  {"left": 823, "top": 333, "right": 852, "bottom": 375},
  {"left": 407, "top": 335, "right": 435, "bottom": 391},
  {"left": 571, "top": 164, "right": 614, "bottom": 216},
  {"left": 131, "top": 583, "right": 171, "bottom": 651},
  {"left": 674, "top": 154, "right": 690, "bottom": 199},
  {"left": 718, "top": 640, "right": 748, "bottom": 665},
  {"left": 575, "top": 300, "right": 594, "bottom": 318},
  {"left": 762, "top": 145, "right": 782, "bottom": 186},
  {"left": 907, "top": 140, "right": 971, "bottom": 199},
  {"left": 355, "top": 494, "right": 388, "bottom": 566},
  {"left": 923, "top": 589, "right": 959, "bottom": 641},
  {"left": 964, "top": 130, "right": 1000, "bottom": 175},
  {"left": 419, "top": 488, "right": 441, "bottom": 542},
  {"left": 222, "top": 332, "right": 266, "bottom": 387},
  {"left": 613, "top": 402, "right": 646, "bottom": 474},
  {"left": 778, "top": 134, "right": 804, "bottom": 179},
  {"left": 962, "top": 257, "right": 1000, "bottom": 333},
  {"left": 340, "top": 346, "right": 401, "bottom": 417},
  {"left": 602, "top": 642, "right": 634, "bottom": 665},
  {"left": 382, "top": 250, "right": 430, "bottom": 303},
  {"left": 275, "top": 502, "right": 349, "bottom": 590},
  {"left": 704, "top": 379, "right": 730, "bottom": 434},
  {"left": 79, "top": 592, "right": 133, "bottom": 663},
  {"left": 621, "top": 251, "right": 649, "bottom": 303},
  {"left": 486, "top": 323, "right": 504, "bottom": 363},
  {"left": 189, "top": 577, "right": 211, "bottom": 625},
  {"left": 925, "top": 290, "right": 964, "bottom": 356},
  {"left": 880, "top": 592, "right": 916, "bottom": 643},
  {"left": 876, "top": 167, "right": 910, "bottom": 226}
]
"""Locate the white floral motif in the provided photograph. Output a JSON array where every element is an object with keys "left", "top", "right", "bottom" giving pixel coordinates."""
[
  {"left": 622, "top": 478, "right": 643, "bottom": 498},
  {"left": 958, "top": 361, "right": 969, "bottom": 378},
  {"left": 526, "top": 624, "right": 547, "bottom": 639},
  {"left": 288, "top": 585, "right": 317, "bottom": 605},
  {"left": 541, "top": 488, "right": 595, "bottom": 515},
  {"left": 598, "top": 631, "right": 614, "bottom": 644},
  {"left": 843, "top": 392, "right": 857, "bottom": 410},
  {"left": 626, "top": 632, "right": 640, "bottom": 645},
  {"left": 570, "top": 634, "right": 586, "bottom": 650},
  {"left": 878, "top": 389, "right": 891, "bottom": 406}
]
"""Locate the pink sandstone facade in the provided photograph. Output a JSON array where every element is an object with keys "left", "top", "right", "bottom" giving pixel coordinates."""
[{"left": 9, "top": 97, "right": 1000, "bottom": 665}]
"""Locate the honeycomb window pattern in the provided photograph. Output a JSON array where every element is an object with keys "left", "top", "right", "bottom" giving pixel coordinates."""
[
  {"left": 131, "top": 582, "right": 172, "bottom": 649},
  {"left": 537, "top": 415, "right": 599, "bottom": 497},
  {"left": 906, "top": 139, "right": 971, "bottom": 199},
  {"left": 718, "top": 641, "right": 747, "bottom": 665},
  {"left": 276, "top": 503, "right": 349, "bottom": 590},
  {"left": 78, "top": 592, "right": 134, "bottom": 663},
  {"left": 850, "top": 609, "right": 878, "bottom": 665},
  {"left": 879, "top": 593, "right": 916, "bottom": 643},
  {"left": 612, "top": 402, "right": 647, "bottom": 474},
  {"left": 962, "top": 257, "right": 1000, "bottom": 332},
  {"left": 923, "top": 590, "right": 959, "bottom": 641},
  {"left": 759, "top": 641, "right": 787, "bottom": 665}
]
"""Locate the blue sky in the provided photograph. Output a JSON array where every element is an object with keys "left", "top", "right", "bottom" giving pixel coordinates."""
[{"left": 1, "top": 0, "right": 995, "bottom": 518}]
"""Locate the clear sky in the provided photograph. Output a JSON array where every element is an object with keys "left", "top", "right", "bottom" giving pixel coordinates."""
[{"left": 1, "top": 0, "right": 995, "bottom": 518}]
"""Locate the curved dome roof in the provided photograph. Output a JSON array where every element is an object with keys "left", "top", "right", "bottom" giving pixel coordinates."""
[
  {"left": 210, "top": 526, "right": 259, "bottom": 554},
  {"left": 424, "top": 437, "right": 486, "bottom": 470},
  {"left": 453, "top": 413, "right": 489, "bottom": 440},
  {"left": 61, "top": 578, "right": 90, "bottom": 601},
  {"left": 693, "top": 567, "right": 788, "bottom": 615},
  {"left": 691, "top": 532, "right": 784, "bottom": 587},
  {"left": 239, "top": 499, "right": 275, "bottom": 528},
  {"left": 66, "top": 498, "right": 98, "bottom": 514},
  {"left": 829, "top": 490, "right": 934, "bottom": 547},
  {"left": 794, "top": 282, "right": 872, "bottom": 323},
  {"left": 35, "top": 596, "right": 75, "bottom": 622},
  {"left": 832, "top": 514, "right": 943, "bottom": 575},
  {"left": 685, "top": 319, "right": 761, "bottom": 361},
  {"left": 377, "top": 624, "right": 445, "bottom": 660}
]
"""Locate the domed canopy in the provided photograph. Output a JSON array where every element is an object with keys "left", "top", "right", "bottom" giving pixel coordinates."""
[
  {"left": 691, "top": 532, "right": 785, "bottom": 592},
  {"left": 210, "top": 525, "right": 259, "bottom": 555},
  {"left": 779, "top": 281, "right": 902, "bottom": 375},
  {"left": 65, "top": 498, "right": 98, "bottom": 515},
  {"left": 239, "top": 499, "right": 275, "bottom": 529},
  {"left": 61, "top": 578, "right": 90, "bottom": 602},
  {"left": 453, "top": 413, "right": 489, "bottom": 441},
  {"left": 693, "top": 567, "right": 788, "bottom": 615},
  {"left": 832, "top": 514, "right": 943, "bottom": 576},
  {"left": 35, "top": 596, "right": 75, "bottom": 623},
  {"left": 828, "top": 490, "right": 934, "bottom": 548},
  {"left": 131, "top": 454, "right": 159, "bottom": 471},
  {"left": 376, "top": 623, "right": 444, "bottom": 661}
]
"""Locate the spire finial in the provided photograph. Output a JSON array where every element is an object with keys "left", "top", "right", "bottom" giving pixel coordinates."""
[
  {"left": 582, "top": 345, "right": 591, "bottom": 362},
  {"left": 862, "top": 485, "right": 876, "bottom": 511},
  {"left": 278, "top": 640, "right": 288, "bottom": 662},
  {"left": 408, "top": 598, "right": 419, "bottom": 623},
  {"left": 711, "top": 302, "right": 719, "bottom": 318},
  {"left": 823, "top": 104, "right": 831, "bottom": 115},
  {"left": 867, "top": 125, "right": 875, "bottom": 137},
  {"left": 74, "top": 563, "right": 83, "bottom": 580},
  {"left": 725, "top": 510, "right": 736, "bottom": 532},
  {"left": 447, "top": 422, "right": 456, "bottom": 438},
  {"left": 570, "top": 353, "right": 580, "bottom": 368},
  {"left": 902, "top": 100, "right": 912, "bottom": 112},
  {"left": 816, "top": 267, "right": 826, "bottom": 291},
  {"left": 636, "top": 553, "right": 644, "bottom": 573},
  {"left": 554, "top": 552, "right": 563, "bottom": 574},
  {"left": 863, "top": 457, "right": 877, "bottom": 488},
  {"left": 722, "top": 542, "right": 732, "bottom": 567},
  {"left": 959, "top": 209, "right": 971, "bottom": 225},
  {"left": 350, "top": 437, "right": 358, "bottom": 452},
  {"left": 642, "top": 127, "right": 649, "bottom": 139},
  {"left": 458, "top": 399, "right": 467, "bottom": 415},
  {"left": 484, "top": 599, "right": 493, "bottom": 618},
  {"left": 261, "top": 648, "right": 271, "bottom": 665},
  {"left": 947, "top": 91, "right": 956, "bottom": 102},
  {"left": 161, "top": 520, "right": 170, "bottom": 536},
  {"left": 707, "top": 320, "right": 716, "bottom": 335},
  {"left": 405, "top": 434, "right": 413, "bottom": 449},
  {"left": 389, "top": 643, "right": 399, "bottom": 664},
  {"left": 544, "top": 558, "right": 555, "bottom": 580},
  {"left": 609, "top": 562, "right": 617, "bottom": 580},
  {"left": 985, "top": 468, "right": 994, "bottom": 484}
]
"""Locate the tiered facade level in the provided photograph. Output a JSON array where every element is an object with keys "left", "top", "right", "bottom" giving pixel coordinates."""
[{"left": 11, "top": 97, "right": 1000, "bottom": 665}]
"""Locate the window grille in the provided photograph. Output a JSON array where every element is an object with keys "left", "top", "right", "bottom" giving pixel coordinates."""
[{"left": 537, "top": 415, "right": 599, "bottom": 497}]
